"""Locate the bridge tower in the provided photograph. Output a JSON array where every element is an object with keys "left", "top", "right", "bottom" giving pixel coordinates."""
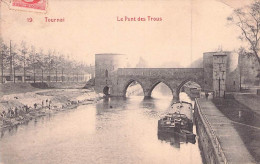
[
  {"left": 203, "top": 51, "right": 240, "bottom": 98},
  {"left": 94, "top": 54, "right": 127, "bottom": 96}
]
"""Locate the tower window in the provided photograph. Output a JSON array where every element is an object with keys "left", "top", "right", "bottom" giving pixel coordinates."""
[{"left": 105, "top": 69, "right": 108, "bottom": 77}]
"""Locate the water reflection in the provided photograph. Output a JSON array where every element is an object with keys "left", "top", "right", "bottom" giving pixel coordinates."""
[
  {"left": 0, "top": 92, "right": 202, "bottom": 164},
  {"left": 157, "top": 132, "right": 196, "bottom": 148},
  {"left": 157, "top": 130, "right": 196, "bottom": 149},
  {"left": 158, "top": 132, "right": 182, "bottom": 148}
]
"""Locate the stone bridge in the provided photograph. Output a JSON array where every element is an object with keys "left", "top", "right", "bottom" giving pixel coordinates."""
[
  {"left": 113, "top": 68, "right": 204, "bottom": 99},
  {"left": 94, "top": 52, "right": 238, "bottom": 99}
]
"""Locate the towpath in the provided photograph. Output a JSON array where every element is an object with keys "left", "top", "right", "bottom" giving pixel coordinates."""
[{"left": 197, "top": 98, "right": 256, "bottom": 163}]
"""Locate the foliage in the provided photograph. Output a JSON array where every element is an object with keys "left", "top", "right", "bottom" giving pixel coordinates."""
[
  {"left": 0, "top": 39, "right": 91, "bottom": 82},
  {"left": 227, "top": 0, "right": 260, "bottom": 64}
]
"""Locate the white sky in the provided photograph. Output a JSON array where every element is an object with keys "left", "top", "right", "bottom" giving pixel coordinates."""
[{"left": 0, "top": 0, "right": 252, "bottom": 67}]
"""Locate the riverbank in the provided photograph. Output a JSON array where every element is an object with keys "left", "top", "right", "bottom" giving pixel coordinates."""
[
  {"left": 0, "top": 82, "right": 88, "bottom": 97},
  {"left": 0, "top": 94, "right": 203, "bottom": 164},
  {"left": 0, "top": 83, "right": 103, "bottom": 131},
  {"left": 0, "top": 83, "right": 41, "bottom": 97}
]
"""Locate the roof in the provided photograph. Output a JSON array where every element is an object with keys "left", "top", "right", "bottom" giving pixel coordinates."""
[{"left": 171, "top": 101, "right": 192, "bottom": 106}]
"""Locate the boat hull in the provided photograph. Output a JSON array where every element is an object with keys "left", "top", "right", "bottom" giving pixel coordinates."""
[
  {"left": 158, "top": 119, "right": 181, "bottom": 133},
  {"left": 157, "top": 130, "right": 196, "bottom": 144}
]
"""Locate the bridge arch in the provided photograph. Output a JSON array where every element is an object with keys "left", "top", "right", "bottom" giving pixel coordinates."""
[
  {"left": 123, "top": 79, "right": 145, "bottom": 97},
  {"left": 147, "top": 80, "right": 175, "bottom": 98},
  {"left": 176, "top": 78, "right": 203, "bottom": 96}
]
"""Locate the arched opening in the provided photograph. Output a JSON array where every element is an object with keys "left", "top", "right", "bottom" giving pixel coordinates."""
[
  {"left": 150, "top": 82, "right": 173, "bottom": 99},
  {"left": 149, "top": 81, "right": 173, "bottom": 109},
  {"left": 124, "top": 80, "right": 144, "bottom": 97},
  {"left": 178, "top": 81, "right": 202, "bottom": 103},
  {"left": 103, "top": 86, "right": 110, "bottom": 96},
  {"left": 105, "top": 69, "right": 108, "bottom": 78}
]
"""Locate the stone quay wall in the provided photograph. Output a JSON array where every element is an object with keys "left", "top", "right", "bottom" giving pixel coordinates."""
[{"left": 194, "top": 99, "right": 227, "bottom": 164}]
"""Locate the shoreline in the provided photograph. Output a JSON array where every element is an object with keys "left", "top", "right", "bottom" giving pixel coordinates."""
[{"left": 0, "top": 88, "right": 103, "bottom": 132}]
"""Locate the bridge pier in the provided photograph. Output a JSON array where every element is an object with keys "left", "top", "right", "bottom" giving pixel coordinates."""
[
  {"left": 143, "top": 89, "right": 179, "bottom": 101},
  {"left": 172, "top": 96, "right": 179, "bottom": 102},
  {"left": 172, "top": 90, "right": 179, "bottom": 101},
  {"left": 144, "top": 96, "right": 152, "bottom": 99},
  {"left": 144, "top": 90, "right": 151, "bottom": 99}
]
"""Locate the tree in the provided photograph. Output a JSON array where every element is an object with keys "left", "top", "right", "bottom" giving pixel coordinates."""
[
  {"left": 58, "top": 55, "right": 66, "bottom": 82},
  {"left": 0, "top": 39, "right": 91, "bottom": 83},
  {"left": 64, "top": 56, "right": 73, "bottom": 82},
  {"left": 11, "top": 43, "right": 23, "bottom": 83},
  {"left": 19, "top": 41, "right": 28, "bottom": 82},
  {"left": 227, "top": 0, "right": 260, "bottom": 64},
  {"left": 28, "top": 46, "right": 37, "bottom": 83},
  {"left": 0, "top": 38, "right": 9, "bottom": 83},
  {"left": 45, "top": 50, "right": 54, "bottom": 82},
  {"left": 52, "top": 54, "right": 61, "bottom": 82},
  {"left": 38, "top": 49, "right": 48, "bottom": 82},
  {"left": 13, "top": 51, "right": 23, "bottom": 83}
]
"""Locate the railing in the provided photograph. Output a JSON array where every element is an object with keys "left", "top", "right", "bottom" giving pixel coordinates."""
[{"left": 195, "top": 98, "right": 228, "bottom": 164}]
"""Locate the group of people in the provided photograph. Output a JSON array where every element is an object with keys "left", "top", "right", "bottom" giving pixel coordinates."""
[
  {"left": 41, "top": 99, "right": 52, "bottom": 109},
  {"left": 1, "top": 105, "right": 30, "bottom": 119},
  {"left": 0, "top": 99, "right": 53, "bottom": 120}
]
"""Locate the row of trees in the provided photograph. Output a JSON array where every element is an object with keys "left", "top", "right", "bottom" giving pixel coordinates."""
[{"left": 0, "top": 39, "right": 93, "bottom": 83}]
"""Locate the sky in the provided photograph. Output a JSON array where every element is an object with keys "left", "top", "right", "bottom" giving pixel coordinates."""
[{"left": 0, "top": 0, "right": 252, "bottom": 67}]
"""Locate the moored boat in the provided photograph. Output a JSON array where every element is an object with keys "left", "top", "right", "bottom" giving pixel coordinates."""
[
  {"left": 170, "top": 101, "right": 193, "bottom": 132},
  {"left": 158, "top": 101, "right": 195, "bottom": 134},
  {"left": 158, "top": 111, "right": 193, "bottom": 133},
  {"left": 158, "top": 113, "right": 182, "bottom": 133},
  {"left": 170, "top": 101, "right": 193, "bottom": 119},
  {"left": 178, "top": 129, "right": 196, "bottom": 143}
]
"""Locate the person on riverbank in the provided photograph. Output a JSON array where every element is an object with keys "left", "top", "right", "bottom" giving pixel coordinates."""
[
  {"left": 24, "top": 105, "right": 29, "bottom": 113},
  {"left": 18, "top": 108, "right": 24, "bottom": 116},
  {"left": 48, "top": 100, "right": 52, "bottom": 109},
  {"left": 8, "top": 108, "right": 14, "bottom": 117},
  {"left": 1, "top": 111, "right": 6, "bottom": 118},
  {"left": 34, "top": 103, "right": 37, "bottom": 110},
  {"left": 205, "top": 92, "right": 209, "bottom": 99},
  {"left": 15, "top": 107, "right": 18, "bottom": 117},
  {"left": 1, "top": 111, "right": 6, "bottom": 124},
  {"left": 42, "top": 100, "right": 45, "bottom": 108}
]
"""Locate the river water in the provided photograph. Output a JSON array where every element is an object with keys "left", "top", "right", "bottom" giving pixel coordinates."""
[{"left": 0, "top": 92, "right": 203, "bottom": 164}]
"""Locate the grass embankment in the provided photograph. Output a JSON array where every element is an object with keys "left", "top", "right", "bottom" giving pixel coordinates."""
[
  {"left": 0, "top": 83, "right": 40, "bottom": 97},
  {"left": 0, "top": 82, "right": 87, "bottom": 97},
  {"left": 212, "top": 98, "right": 260, "bottom": 162}
]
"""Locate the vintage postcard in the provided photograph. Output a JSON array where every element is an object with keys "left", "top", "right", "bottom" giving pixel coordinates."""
[{"left": 0, "top": 0, "right": 259, "bottom": 163}]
